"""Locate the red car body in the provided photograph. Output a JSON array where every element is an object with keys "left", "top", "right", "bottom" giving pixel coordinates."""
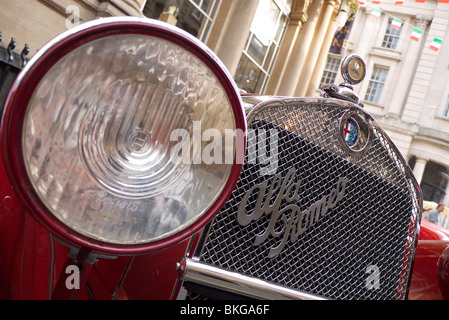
[
  {"left": 408, "top": 220, "right": 449, "bottom": 300},
  {"left": 0, "top": 17, "right": 448, "bottom": 301},
  {"left": 2, "top": 153, "right": 449, "bottom": 300}
]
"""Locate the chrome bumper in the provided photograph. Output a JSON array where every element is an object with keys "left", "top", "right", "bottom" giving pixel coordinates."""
[{"left": 181, "top": 258, "right": 326, "bottom": 300}]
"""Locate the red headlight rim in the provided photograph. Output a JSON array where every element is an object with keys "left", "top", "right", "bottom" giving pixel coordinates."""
[{"left": 1, "top": 17, "right": 246, "bottom": 255}]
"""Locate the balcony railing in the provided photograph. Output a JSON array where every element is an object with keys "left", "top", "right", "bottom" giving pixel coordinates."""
[{"left": 0, "top": 32, "right": 30, "bottom": 112}]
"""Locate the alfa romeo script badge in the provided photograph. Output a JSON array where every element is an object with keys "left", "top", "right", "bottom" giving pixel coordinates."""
[{"left": 236, "top": 167, "right": 348, "bottom": 258}]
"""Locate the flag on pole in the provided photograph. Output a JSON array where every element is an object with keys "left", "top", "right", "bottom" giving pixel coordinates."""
[
  {"left": 395, "top": 0, "right": 404, "bottom": 4},
  {"left": 410, "top": 28, "right": 423, "bottom": 41},
  {"left": 356, "top": 0, "right": 365, "bottom": 4},
  {"left": 390, "top": 18, "right": 402, "bottom": 29},
  {"left": 370, "top": 7, "right": 382, "bottom": 19},
  {"left": 429, "top": 38, "right": 443, "bottom": 52},
  {"left": 330, "top": 13, "right": 355, "bottom": 56}
]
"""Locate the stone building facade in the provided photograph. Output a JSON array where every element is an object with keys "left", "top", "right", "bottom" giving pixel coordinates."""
[
  {"left": 0, "top": 0, "right": 344, "bottom": 95},
  {"left": 321, "top": 1, "right": 449, "bottom": 205}
]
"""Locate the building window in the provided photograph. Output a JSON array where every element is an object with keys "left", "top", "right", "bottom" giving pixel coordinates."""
[
  {"left": 319, "top": 56, "right": 342, "bottom": 88},
  {"left": 143, "top": 0, "right": 221, "bottom": 42},
  {"left": 382, "top": 18, "right": 402, "bottom": 50},
  {"left": 364, "top": 66, "right": 389, "bottom": 104},
  {"left": 421, "top": 162, "right": 448, "bottom": 204},
  {"left": 177, "top": 0, "right": 221, "bottom": 42},
  {"left": 443, "top": 96, "right": 449, "bottom": 118},
  {"left": 234, "top": 0, "right": 293, "bottom": 93}
]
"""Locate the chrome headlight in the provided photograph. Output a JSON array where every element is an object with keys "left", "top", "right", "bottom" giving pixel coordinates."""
[{"left": 2, "top": 18, "right": 246, "bottom": 254}]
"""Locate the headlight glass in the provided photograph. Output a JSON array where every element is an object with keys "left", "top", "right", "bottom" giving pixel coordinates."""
[{"left": 22, "top": 33, "right": 239, "bottom": 245}]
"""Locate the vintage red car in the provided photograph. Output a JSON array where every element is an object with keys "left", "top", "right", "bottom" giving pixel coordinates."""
[{"left": 0, "top": 17, "right": 448, "bottom": 301}]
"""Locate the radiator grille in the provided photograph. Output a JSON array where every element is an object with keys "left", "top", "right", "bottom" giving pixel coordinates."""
[{"left": 191, "top": 99, "right": 420, "bottom": 300}]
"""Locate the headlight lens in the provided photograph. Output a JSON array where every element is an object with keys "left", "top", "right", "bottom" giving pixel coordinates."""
[{"left": 3, "top": 18, "right": 245, "bottom": 253}]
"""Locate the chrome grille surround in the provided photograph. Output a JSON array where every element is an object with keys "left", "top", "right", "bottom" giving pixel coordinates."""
[{"left": 186, "top": 97, "right": 422, "bottom": 300}]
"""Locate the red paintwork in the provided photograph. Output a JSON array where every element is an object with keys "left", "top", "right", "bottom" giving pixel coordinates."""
[
  {"left": 120, "top": 238, "right": 191, "bottom": 300},
  {"left": 408, "top": 220, "right": 449, "bottom": 300},
  {"left": 437, "top": 245, "right": 449, "bottom": 299},
  {"left": 0, "top": 148, "right": 131, "bottom": 299},
  {"left": 0, "top": 145, "right": 191, "bottom": 299},
  {"left": 408, "top": 240, "right": 449, "bottom": 300},
  {"left": 419, "top": 220, "right": 449, "bottom": 241}
]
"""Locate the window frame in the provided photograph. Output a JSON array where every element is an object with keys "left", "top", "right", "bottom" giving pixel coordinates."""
[
  {"left": 143, "top": 0, "right": 222, "bottom": 43},
  {"left": 185, "top": 0, "right": 222, "bottom": 42},
  {"left": 364, "top": 65, "right": 389, "bottom": 105},
  {"left": 381, "top": 18, "right": 403, "bottom": 50},
  {"left": 234, "top": 0, "right": 293, "bottom": 94},
  {"left": 442, "top": 96, "right": 449, "bottom": 118},
  {"left": 319, "top": 55, "right": 342, "bottom": 89}
]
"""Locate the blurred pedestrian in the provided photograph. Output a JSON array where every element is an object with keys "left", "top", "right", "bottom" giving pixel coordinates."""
[{"left": 426, "top": 203, "right": 445, "bottom": 225}]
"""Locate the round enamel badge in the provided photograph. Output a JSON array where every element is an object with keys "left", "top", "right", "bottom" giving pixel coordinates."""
[
  {"left": 339, "top": 109, "right": 373, "bottom": 158},
  {"left": 343, "top": 119, "right": 359, "bottom": 147}
]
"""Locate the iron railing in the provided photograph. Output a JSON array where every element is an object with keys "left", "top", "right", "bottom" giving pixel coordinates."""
[{"left": 0, "top": 32, "right": 30, "bottom": 112}]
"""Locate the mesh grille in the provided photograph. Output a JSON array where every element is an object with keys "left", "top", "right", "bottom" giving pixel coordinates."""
[{"left": 192, "top": 100, "right": 420, "bottom": 300}]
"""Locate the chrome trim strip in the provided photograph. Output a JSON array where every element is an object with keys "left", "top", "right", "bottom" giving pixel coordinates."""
[{"left": 182, "top": 258, "right": 326, "bottom": 300}]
